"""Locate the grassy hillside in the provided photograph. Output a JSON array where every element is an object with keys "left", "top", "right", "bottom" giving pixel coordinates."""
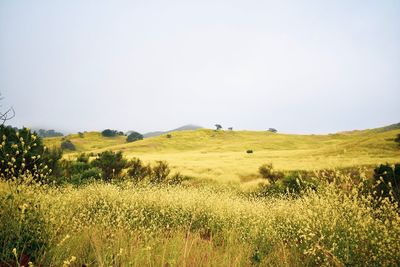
[
  {"left": 44, "top": 128, "right": 400, "bottom": 183},
  {"left": 44, "top": 132, "right": 126, "bottom": 152}
]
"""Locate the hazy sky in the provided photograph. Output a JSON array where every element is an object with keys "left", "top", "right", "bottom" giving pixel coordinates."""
[{"left": 0, "top": 0, "right": 399, "bottom": 134}]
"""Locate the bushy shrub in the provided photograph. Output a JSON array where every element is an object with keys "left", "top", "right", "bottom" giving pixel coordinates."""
[
  {"left": 91, "top": 151, "right": 127, "bottom": 181},
  {"left": 373, "top": 163, "right": 400, "bottom": 203},
  {"left": 150, "top": 161, "right": 171, "bottom": 184},
  {"left": 258, "top": 163, "right": 284, "bottom": 184},
  {"left": 126, "top": 131, "right": 143, "bottom": 143},
  {"left": 0, "top": 126, "right": 52, "bottom": 182},
  {"left": 41, "top": 147, "right": 63, "bottom": 178},
  {"left": 126, "top": 158, "right": 185, "bottom": 185},
  {"left": 281, "top": 172, "right": 318, "bottom": 195},
  {"left": 246, "top": 149, "right": 253, "bottom": 154},
  {"left": 166, "top": 134, "right": 172, "bottom": 139},
  {"left": 60, "top": 139, "right": 75, "bottom": 151},
  {"left": 268, "top": 128, "right": 277, "bottom": 133},
  {"left": 70, "top": 167, "right": 102, "bottom": 185},
  {"left": 127, "top": 158, "right": 151, "bottom": 183}
]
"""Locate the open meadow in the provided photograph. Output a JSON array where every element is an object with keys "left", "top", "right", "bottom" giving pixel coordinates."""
[{"left": 45, "top": 127, "right": 400, "bottom": 184}]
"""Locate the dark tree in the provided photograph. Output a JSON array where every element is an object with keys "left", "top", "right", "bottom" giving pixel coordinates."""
[
  {"left": 268, "top": 128, "right": 277, "bottom": 133},
  {"left": 215, "top": 124, "right": 222, "bottom": 130},
  {"left": 101, "top": 129, "right": 120, "bottom": 137},
  {"left": 228, "top": 127, "right": 233, "bottom": 131},
  {"left": 126, "top": 131, "right": 143, "bottom": 143}
]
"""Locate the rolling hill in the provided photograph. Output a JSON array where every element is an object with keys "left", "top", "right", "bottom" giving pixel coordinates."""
[{"left": 43, "top": 124, "right": 400, "bottom": 184}]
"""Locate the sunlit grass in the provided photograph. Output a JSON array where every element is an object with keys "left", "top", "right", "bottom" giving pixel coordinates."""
[
  {"left": 44, "top": 128, "right": 400, "bottom": 183},
  {"left": 2, "top": 178, "right": 399, "bottom": 266}
]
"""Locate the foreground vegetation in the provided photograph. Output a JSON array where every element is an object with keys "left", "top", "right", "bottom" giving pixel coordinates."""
[
  {"left": 1, "top": 175, "right": 400, "bottom": 266},
  {"left": 1, "top": 124, "right": 400, "bottom": 266}
]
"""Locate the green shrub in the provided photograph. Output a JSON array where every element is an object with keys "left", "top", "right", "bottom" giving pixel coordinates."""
[
  {"left": 70, "top": 167, "right": 102, "bottom": 185},
  {"left": 127, "top": 158, "right": 151, "bottom": 183},
  {"left": 258, "top": 163, "right": 284, "bottom": 184},
  {"left": 150, "top": 161, "right": 170, "bottom": 184},
  {"left": 373, "top": 163, "right": 400, "bottom": 203},
  {"left": 0, "top": 126, "right": 52, "bottom": 182},
  {"left": 126, "top": 131, "right": 143, "bottom": 143},
  {"left": 60, "top": 140, "right": 75, "bottom": 151},
  {"left": 91, "top": 151, "right": 127, "bottom": 181},
  {"left": 101, "top": 129, "right": 122, "bottom": 137},
  {"left": 281, "top": 172, "right": 318, "bottom": 195},
  {"left": 246, "top": 149, "right": 253, "bottom": 154}
]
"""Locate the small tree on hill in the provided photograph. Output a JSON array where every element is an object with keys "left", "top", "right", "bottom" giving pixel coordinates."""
[
  {"left": 268, "top": 128, "right": 277, "bottom": 133},
  {"left": 126, "top": 131, "right": 143, "bottom": 143},
  {"left": 215, "top": 124, "right": 222, "bottom": 131},
  {"left": 101, "top": 129, "right": 120, "bottom": 137}
]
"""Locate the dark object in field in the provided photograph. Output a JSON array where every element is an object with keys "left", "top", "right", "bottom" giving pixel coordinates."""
[
  {"left": 268, "top": 128, "right": 277, "bottom": 133},
  {"left": 246, "top": 149, "right": 253, "bottom": 153},
  {"left": 228, "top": 127, "right": 233, "bottom": 131},
  {"left": 166, "top": 134, "right": 172, "bottom": 138}
]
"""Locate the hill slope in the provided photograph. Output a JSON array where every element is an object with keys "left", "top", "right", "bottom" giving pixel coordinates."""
[
  {"left": 44, "top": 126, "right": 400, "bottom": 183},
  {"left": 143, "top": 124, "right": 203, "bottom": 138}
]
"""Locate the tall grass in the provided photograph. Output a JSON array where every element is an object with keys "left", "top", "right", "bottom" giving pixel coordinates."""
[{"left": 1, "top": 176, "right": 399, "bottom": 266}]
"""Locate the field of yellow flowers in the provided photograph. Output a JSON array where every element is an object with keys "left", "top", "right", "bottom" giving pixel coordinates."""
[{"left": 1, "top": 174, "right": 399, "bottom": 267}]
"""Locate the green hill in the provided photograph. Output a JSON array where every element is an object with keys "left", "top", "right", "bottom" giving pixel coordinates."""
[{"left": 44, "top": 126, "right": 400, "bottom": 183}]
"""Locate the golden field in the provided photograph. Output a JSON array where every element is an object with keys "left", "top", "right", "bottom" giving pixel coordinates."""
[{"left": 44, "top": 127, "right": 400, "bottom": 183}]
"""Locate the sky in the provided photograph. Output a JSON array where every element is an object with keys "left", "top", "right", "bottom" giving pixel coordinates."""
[{"left": 0, "top": 0, "right": 399, "bottom": 134}]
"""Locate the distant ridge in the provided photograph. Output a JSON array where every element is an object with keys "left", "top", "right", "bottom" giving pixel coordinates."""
[
  {"left": 373, "top": 122, "right": 400, "bottom": 132},
  {"left": 143, "top": 124, "right": 203, "bottom": 138},
  {"left": 338, "top": 122, "right": 400, "bottom": 134}
]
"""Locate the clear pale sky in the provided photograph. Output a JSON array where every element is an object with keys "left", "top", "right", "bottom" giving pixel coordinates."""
[{"left": 0, "top": 0, "right": 399, "bottom": 134}]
